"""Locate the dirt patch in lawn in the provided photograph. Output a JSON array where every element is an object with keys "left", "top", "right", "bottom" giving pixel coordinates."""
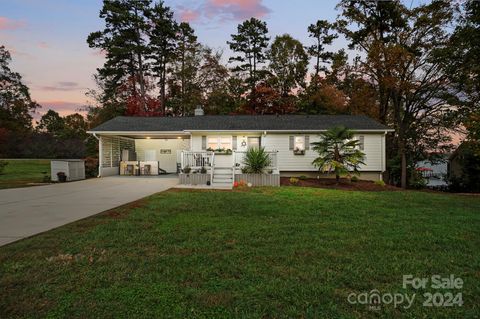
[{"left": 280, "top": 177, "right": 399, "bottom": 191}]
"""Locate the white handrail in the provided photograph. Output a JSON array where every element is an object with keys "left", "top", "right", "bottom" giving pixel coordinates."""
[
  {"left": 211, "top": 152, "right": 215, "bottom": 182},
  {"left": 180, "top": 151, "right": 214, "bottom": 170}
]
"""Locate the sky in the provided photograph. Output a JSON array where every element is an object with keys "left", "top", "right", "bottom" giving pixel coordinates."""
[{"left": 0, "top": 0, "right": 349, "bottom": 119}]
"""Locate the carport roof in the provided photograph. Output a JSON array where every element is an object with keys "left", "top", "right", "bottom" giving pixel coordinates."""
[{"left": 88, "top": 115, "right": 392, "bottom": 133}]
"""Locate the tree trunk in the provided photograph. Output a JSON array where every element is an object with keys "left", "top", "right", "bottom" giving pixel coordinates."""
[
  {"left": 336, "top": 173, "right": 340, "bottom": 183},
  {"left": 160, "top": 58, "right": 166, "bottom": 115},
  {"left": 400, "top": 141, "right": 407, "bottom": 189},
  {"left": 134, "top": 7, "right": 146, "bottom": 111}
]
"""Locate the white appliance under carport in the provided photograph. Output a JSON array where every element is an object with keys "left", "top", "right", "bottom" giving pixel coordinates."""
[{"left": 51, "top": 159, "right": 85, "bottom": 181}]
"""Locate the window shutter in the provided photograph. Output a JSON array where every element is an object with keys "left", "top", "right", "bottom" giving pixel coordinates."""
[
  {"left": 201, "top": 136, "right": 206, "bottom": 150},
  {"left": 305, "top": 135, "right": 310, "bottom": 150},
  {"left": 232, "top": 136, "right": 237, "bottom": 150},
  {"left": 289, "top": 136, "right": 294, "bottom": 150},
  {"left": 359, "top": 136, "right": 365, "bottom": 150}
]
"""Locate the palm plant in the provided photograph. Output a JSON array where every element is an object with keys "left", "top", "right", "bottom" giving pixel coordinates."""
[
  {"left": 311, "top": 126, "right": 366, "bottom": 182},
  {"left": 242, "top": 147, "right": 272, "bottom": 174}
]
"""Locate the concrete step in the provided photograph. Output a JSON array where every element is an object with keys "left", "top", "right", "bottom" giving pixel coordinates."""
[
  {"left": 213, "top": 178, "right": 233, "bottom": 183},
  {"left": 210, "top": 183, "right": 233, "bottom": 189},
  {"left": 214, "top": 173, "right": 232, "bottom": 177},
  {"left": 214, "top": 169, "right": 233, "bottom": 174}
]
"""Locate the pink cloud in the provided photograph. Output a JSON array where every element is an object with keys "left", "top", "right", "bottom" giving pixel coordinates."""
[
  {"left": 179, "top": 8, "right": 200, "bottom": 22},
  {"left": 177, "top": 0, "right": 270, "bottom": 24},
  {"left": 38, "top": 82, "right": 85, "bottom": 92},
  {"left": 37, "top": 101, "right": 87, "bottom": 117},
  {"left": 0, "top": 16, "right": 26, "bottom": 30},
  {"left": 205, "top": 0, "right": 270, "bottom": 21}
]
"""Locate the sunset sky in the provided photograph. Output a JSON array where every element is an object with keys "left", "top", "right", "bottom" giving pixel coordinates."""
[{"left": 0, "top": 0, "right": 354, "bottom": 118}]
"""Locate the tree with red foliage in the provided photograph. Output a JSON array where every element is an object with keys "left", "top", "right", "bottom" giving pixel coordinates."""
[
  {"left": 239, "top": 83, "right": 297, "bottom": 115},
  {"left": 121, "top": 76, "right": 164, "bottom": 116}
]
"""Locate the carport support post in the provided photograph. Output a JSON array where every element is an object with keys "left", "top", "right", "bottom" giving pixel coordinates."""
[{"left": 94, "top": 133, "right": 103, "bottom": 177}]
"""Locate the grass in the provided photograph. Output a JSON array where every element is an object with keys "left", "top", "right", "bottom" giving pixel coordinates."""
[
  {"left": 0, "top": 187, "right": 479, "bottom": 318},
  {"left": 0, "top": 159, "right": 50, "bottom": 189}
]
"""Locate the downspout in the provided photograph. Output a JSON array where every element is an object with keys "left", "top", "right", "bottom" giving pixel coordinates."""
[{"left": 92, "top": 133, "right": 102, "bottom": 178}]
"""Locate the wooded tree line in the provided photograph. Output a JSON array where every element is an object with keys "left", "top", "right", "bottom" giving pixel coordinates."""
[
  {"left": 0, "top": 45, "right": 92, "bottom": 159},
  {"left": 1, "top": 0, "right": 478, "bottom": 188}
]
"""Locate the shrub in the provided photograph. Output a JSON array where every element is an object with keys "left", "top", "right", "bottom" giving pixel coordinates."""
[
  {"left": 409, "top": 169, "right": 427, "bottom": 189},
  {"left": 374, "top": 180, "right": 386, "bottom": 187},
  {"left": 289, "top": 177, "right": 299, "bottom": 185},
  {"left": 182, "top": 165, "right": 191, "bottom": 174},
  {"left": 350, "top": 176, "right": 359, "bottom": 182},
  {"left": 242, "top": 147, "right": 271, "bottom": 174},
  {"left": 0, "top": 160, "right": 8, "bottom": 175},
  {"left": 84, "top": 157, "right": 98, "bottom": 178},
  {"left": 299, "top": 175, "right": 307, "bottom": 180},
  {"left": 200, "top": 166, "right": 207, "bottom": 174}
]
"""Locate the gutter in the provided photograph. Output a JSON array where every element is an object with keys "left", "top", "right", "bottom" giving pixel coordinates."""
[
  {"left": 92, "top": 133, "right": 102, "bottom": 178},
  {"left": 88, "top": 129, "right": 395, "bottom": 134}
]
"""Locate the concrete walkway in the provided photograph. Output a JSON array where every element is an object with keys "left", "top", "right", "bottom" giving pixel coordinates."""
[{"left": 0, "top": 176, "right": 178, "bottom": 246}]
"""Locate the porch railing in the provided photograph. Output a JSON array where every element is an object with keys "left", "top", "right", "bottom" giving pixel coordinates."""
[{"left": 180, "top": 151, "right": 214, "bottom": 169}]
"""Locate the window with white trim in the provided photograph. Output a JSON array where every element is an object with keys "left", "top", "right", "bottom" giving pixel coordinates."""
[
  {"left": 207, "top": 136, "right": 232, "bottom": 150},
  {"left": 294, "top": 136, "right": 305, "bottom": 151}
]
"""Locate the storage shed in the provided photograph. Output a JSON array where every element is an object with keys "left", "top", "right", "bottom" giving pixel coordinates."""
[{"left": 51, "top": 160, "right": 85, "bottom": 182}]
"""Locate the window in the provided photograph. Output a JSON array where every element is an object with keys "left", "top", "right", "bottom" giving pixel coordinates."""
[
  {"left": 294, "top": 136, "right": 305, "bottom": 151},
  {"left": 207, "top": 136, "right": 232, "bottom": 150},
  {"left": 358, "top": 136, "right": 365, "bottom": 150}
]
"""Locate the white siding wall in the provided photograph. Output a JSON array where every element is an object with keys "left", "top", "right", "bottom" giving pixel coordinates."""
[
  {"left": 190, "top": 132, "right": 386, "bottom": 172},
  {"left": 262, "top": 133, "right": 384, "bottom": 172}
]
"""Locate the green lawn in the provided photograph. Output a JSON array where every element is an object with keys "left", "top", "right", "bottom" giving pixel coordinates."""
[
  {"left": 0, "top": 159, "right": 50, "bottom": 189},
  {"left": 1, "top": 187, "right": 479, "bottom": 318}
]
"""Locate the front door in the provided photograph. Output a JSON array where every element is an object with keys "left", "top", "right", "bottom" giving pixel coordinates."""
[{"left": 247, "top": 137, "right": 261, "bottom": 149}]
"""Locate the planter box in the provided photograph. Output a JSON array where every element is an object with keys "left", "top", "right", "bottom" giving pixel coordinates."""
[
  {"left": 235, "top": 173, "right": 280, "bottom": 187},
  {"left": 179, "top": 173, "right": 211, "bottom": 185}
]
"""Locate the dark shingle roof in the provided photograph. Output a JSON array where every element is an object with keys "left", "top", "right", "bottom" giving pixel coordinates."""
[{"left": 89, "top": 115, "right": 391, "bottom": 132}]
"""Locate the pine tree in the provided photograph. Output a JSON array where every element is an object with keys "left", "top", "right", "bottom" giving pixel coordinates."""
[
  {"left": 87, "top": 0, "right": 151, "bottom": 110},
  {"left": 228, "top": 18, "right": 270, "bottom": 98},
  {"left": 307, "top": 20, "right": 337, "bottom": 81},
  {"left": 147, "top": 1, "right": 178, "bottom": 114}
]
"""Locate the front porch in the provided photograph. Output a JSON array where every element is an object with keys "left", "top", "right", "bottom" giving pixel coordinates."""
[
  {"left": 179, "top": 150, "right": 279, "bottom": 186},
  {"left": 97, "top": 134, "right": 279, "bottom": 186}
]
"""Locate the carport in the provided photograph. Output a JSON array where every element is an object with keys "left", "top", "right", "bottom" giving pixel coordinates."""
[{"left": 93, "top": 133, "right": 191, "bottom": 177}]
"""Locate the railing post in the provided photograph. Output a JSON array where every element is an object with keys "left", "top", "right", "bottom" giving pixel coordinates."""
[{"left": 210, "top": 152, "right": 215, "bottom": 183}]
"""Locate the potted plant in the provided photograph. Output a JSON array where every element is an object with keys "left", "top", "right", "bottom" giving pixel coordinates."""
[
  {"left": 57, "top": 172, "right": 67, "bottom": 182},
  {"left": 293, "top": 148, "right": 305, "bottom": 155}
]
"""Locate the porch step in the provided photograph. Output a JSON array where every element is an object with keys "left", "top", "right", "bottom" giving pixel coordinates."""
[
  {"left": 210, "top": 183, "right": 233, "bottom": 189},
  {"left": 213, "top": 168, "right": 233, "bottom": 174},
  {"left": 213, "top": 172, "right": 232, "bottom": 178},
  {"left": 213, "top": 178, "right": 233, "bottom": 183}
]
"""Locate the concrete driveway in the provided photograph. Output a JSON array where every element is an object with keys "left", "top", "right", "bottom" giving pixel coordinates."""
[{"left": 0, "top": 176, "right": 178, "bottom": 246}]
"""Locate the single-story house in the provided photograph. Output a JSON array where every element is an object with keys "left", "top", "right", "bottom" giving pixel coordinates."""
[{"left": 87, "top": 112, "right": 393, "bottom": 185}]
